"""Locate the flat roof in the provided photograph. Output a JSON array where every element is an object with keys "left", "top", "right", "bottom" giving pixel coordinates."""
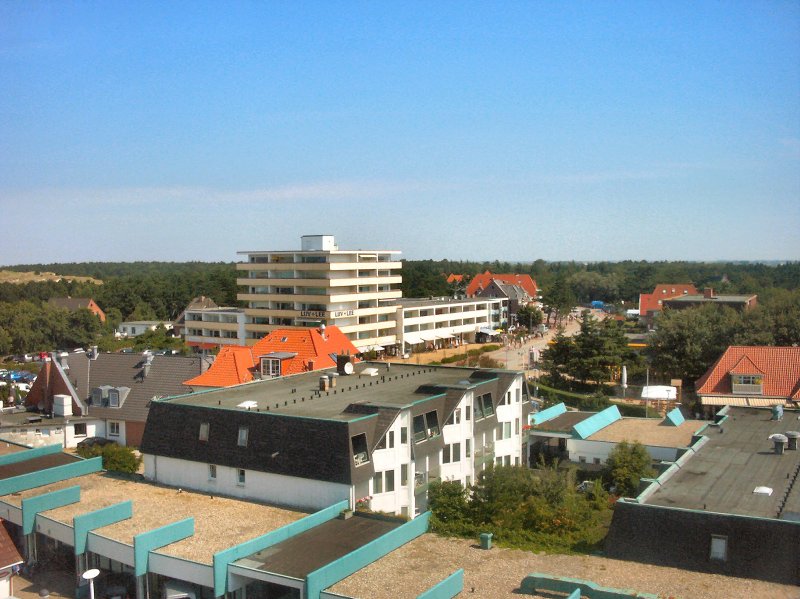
[
  {"left": 531, "top": 411, "right": 595, "bottom": 434},
  {"left": 327, "top": 533, "right": 795, "bottom": 599},
  {"left": 587, "top": 418, "right": 701, "bottom": 448},
  {"left": 665, "top": 294, "right": 755, "bottom": 303},
  {"left": 0, "top": 441, "right": 29, "bottom": 457},
  {"left": 167, "top": 363, "right": 514, "bottom": 421},
  {"left": 237, "top": 514, "right": 401, "bottom": 578},
  {"left": 0, "top": 452, "right": 80, "bottom": 479},
  {"left": 646, "top": 407, "right": 800, "bottom": 519},
  {"left": 2, "top": 472, "right": 306, "bottom": 564}
]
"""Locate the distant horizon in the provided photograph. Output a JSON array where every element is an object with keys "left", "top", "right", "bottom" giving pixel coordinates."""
[{"left": 2, "top": 3, "right": 798, "bottom": 264}]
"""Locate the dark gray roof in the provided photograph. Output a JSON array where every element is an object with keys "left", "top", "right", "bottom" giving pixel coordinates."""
[
  {"left": 646, "top": 407, "right": 800, "bottom": 519},
  {"left": 61, "top": 353, "right": 203, "bottom": 423},
  {"left": 532, "top": 411, "right": 595, "bottom": 434},
  {"left": 140, "top": 364, "right": 529, "bottom": 485},
  {"left": 47, "top": 297, "right": 97, "bottom": 311}
]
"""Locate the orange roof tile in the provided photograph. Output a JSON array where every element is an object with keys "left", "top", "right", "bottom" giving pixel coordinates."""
[
  {"left": 446, "top": 274, "right": 464, "bottom": 283},
  {"left": 184, "top": 326, "right": 360, "bottom": 388},
  {"left": 696, "top": 346, "right": 800, "bottom": 400},
  {"left": 466, "top": 271, "right": 538, "bottom": 298},
  {"left": 638, "top": 283, "right": 698, "bottom": 316},
  {"left": 0, "top": 521, "right": 23, "bottom": 569}
]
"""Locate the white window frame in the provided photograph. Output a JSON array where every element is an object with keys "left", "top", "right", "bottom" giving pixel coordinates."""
[{"left": 108, "top": 421, "right": 120, "bottom": 437}]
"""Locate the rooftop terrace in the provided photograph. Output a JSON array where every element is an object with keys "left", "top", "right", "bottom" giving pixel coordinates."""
[{"left": 646, "top": 407, "right": 800, "bottom": 519}]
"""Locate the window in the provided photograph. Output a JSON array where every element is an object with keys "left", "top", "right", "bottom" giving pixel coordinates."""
[
  {"left": 352, "top": 434, "right": 369, "bottom": 465},
  {"left": 261, "top": 358, "right": 281, "bottom": 378},
  {"left": 208, "top": 464, "right": 217, "bottom": 480},
  {"left": 515, "top": 418, "right": 520, "bottom": 434},
  {"left": 109, "top": 390, "right": 119, "bottom": 407},
  {"left": 443, "top": 445, "right": 451, "bottom": 464},
  {"left": 452, "top": 442, "right": 461, "bottom": 462},
  {"left": 385, "top": 470, "right": 395, "bottom": 493},
  {"left": 504, "top": 455, "right": 511, "bottom": 466},
  {"left": 504, "top": 422, "right": 511, "bottom": 439},
  {"left": 465, "top": 406, "right": 471, "bottom": 421},
  {"left": 473, "top": 396, "right": 484, "bottom": 420},
  {"left": 466, "top": 439, "right": 471, "bottom": 458},
  {"left": 74, "top": 423, "right": 87, "bottom": 437},
  {"left": 515, "top": 389, "right": 521, "bottom": 403},
  {"left": 388, "top": 431, "right": 395, "bottom": 448},
  {"left": 373, "top": 472, "right": 383, "bottom": 494},
  {"left": 376, "top": 435, "right": 387, "bottom": 450},
  {"left": 481, "top": 394, "right": 494, "bottom": 417},
  {"left": 401, "top": 464, "right": 408, "bottom": 486},
  {"left": 710, "top": 535, "right": 728, "bottom": 561},
  {"left": 237, "top": 469, "right": 246, "bottom": 485},
  {"left": 425, "top": 411, "right": 440, "bottom": 438},
  {"left": 199, "top": 422, "right": 209, "bottom": 442},
  {"left": 413, "top": 411, "right": 441, "bottom": 442},
  {"left": 446, "top": 409, "right": 461, "bottom": 426},
  {"left": 238, "top": 427, "right": 249, "bottom": 447},
  {"left": 593, "top": 458, "right": 601, "bottom": 465},
  {"left": 579, "top": 456, "right": 587, "bottom": 463},
  {"left": 413, "top": 415, "right": 427, "bottom": 443},
  {"left": 109, "top": 422, "right": 120, "bottom": 437},
  {"left": 401, "top": 427, "right": 408, "bottom": 444}
]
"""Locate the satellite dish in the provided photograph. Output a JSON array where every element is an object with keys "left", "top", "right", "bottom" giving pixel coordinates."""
[{"left": 343, "top": 362, "right": 354, "bottom": 375}]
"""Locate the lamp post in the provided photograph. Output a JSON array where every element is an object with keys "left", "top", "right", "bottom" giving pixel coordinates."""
[{"left": 82, "top": 568, "right": 99, "bottom": 599}]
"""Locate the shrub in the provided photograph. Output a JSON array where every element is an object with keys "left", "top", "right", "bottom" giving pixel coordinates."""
[{"left": 77, "top": 443, "right": 141, "bottom": 474}]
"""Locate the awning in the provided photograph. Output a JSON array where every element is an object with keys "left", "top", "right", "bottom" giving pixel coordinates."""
[
  {"left": 360, "top": 345, "right": 385, "bottom": 352},
  {"left": 419, "top": 331, "right": 438, "bottom": 342},
  {"left": 187, "top": 342, "right": 217, "bottom": 349},
  {"left": 403, "top": 333, "right": 423, "bottom": 345},
  {"left": 701, "top": 396, "right": 786, "bottom": 407},
  {"left": 437, "top": 332, "right": 455, "bottom": 339},
  {"left": 478, "top": 327, "right": 499, "bottom": 336}
]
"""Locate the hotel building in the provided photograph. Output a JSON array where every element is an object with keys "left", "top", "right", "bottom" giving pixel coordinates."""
[{"left": 237, "top": 235, "right": 402, "bottom": 350}]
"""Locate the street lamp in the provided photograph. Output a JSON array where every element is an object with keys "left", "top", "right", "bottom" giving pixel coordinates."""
[{"left": 82, "top": 568, "right": 100, "bottom": 599}]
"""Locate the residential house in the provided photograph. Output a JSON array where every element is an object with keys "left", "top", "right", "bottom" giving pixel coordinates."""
[
  {"left": 526, "top": 403, "right": 700, "bottom": 467},
  {"left": 47, "top": 297, "right": 106, "bottom": 323},
  {"left": 466, "top": 270, "right": 538, "bottom": 300},
  {"left": 116, "top": 320, "right": 173, "bottom": 338},
  {"left": 638, "top": 284, "right": 698, "bottom": 326},
  {"left": 475, "top": 280, "right": 530, "bottom": 326},
  {"left": 22, "top": 349, "right": 204, "bottom": 446},
  {"left": 663, "top": 288, "right": 757, "bottom": 312},
  {"left": 141, "top": 362, "right": 532, "bottom": 517},
  {"left": 172, "top": 295, "right": 219, "bottom": 336},
  {"left": 183, "top": 325, "right": 360, "bottom": 390},
  {"left": 695, "top": 346, "right": 800, "bottom": 416}
]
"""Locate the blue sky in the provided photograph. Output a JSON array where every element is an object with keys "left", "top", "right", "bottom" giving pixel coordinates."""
[{"left": 1, "top": 1, "right": 798, "bottom": 264}]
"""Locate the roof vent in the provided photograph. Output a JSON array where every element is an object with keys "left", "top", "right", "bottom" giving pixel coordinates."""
[
  {"left": 360, "top": 367, "right": 379, "bottom": 377},
  {"left": 237, "top": 400, "right": 258, "bottom": 410},
  {"left": 753, "top": 486, "right": 773, "bottom": 496}
]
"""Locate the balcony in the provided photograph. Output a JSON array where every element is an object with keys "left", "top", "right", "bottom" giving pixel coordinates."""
[
  {"left": 474, "top": 444, "right": 495, "bottom": 465},
  {"left": 732, "top": 383, "right": 763, "bottom": 395}
]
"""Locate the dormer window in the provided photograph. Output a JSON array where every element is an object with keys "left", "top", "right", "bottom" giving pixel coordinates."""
[
  {"left": 261, "top": 357, "right": 281, "bottom": 378},
  {"left": 731, "top": 374, "right": 763, "bottom": 395},
  {"left": 238, "top": 426, "right": 249, "bottom": 447},
  {"left": 108, "top": 389, "right": 119, "bottom": 407}
]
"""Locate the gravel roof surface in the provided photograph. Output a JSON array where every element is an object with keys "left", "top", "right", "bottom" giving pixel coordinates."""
[{"left": 329, "top": 534, "right": 800, "bottom": 599}]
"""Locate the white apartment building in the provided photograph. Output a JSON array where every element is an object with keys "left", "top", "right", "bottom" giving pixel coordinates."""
[
  {"left": 140, "top": 362, "right": 533, "bottom": 518},
  {"left": 184, "top": 307, "right": 247, "bottom": 348},
  {"left": 397, "top": 297, "right": 506, "bottom": 350},
  {"left": 237, "top": 235, "right": 402, "bottom": 350}
]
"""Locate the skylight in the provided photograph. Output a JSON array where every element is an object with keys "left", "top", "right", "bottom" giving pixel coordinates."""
[{"left": 753, "top": 486, "right": 773, "bottom": 496}]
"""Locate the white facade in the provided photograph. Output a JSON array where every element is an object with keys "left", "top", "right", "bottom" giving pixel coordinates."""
[
  {"left": 237, "top": 235, "right": 402, "bottom": 349},
  {"left": 397, "top": 297, "right": 506, "bottom": 349},
  {"left": 117, "top": 321, "right": 173, "bottom": 338},
  {"left": 568, "top": 438, "right": 682, "bottom": 465},
  {"left": 184, "top": 307, "right": 247, "bottom": 347},
  {"left": 0, "top": 419, "right": 100, "bottom": 449},
  {"left": 144, "top": 454, "right": 351, "bottom": 512}
]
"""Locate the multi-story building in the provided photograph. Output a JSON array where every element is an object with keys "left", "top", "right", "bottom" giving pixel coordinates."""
[
  {"left": 237, "top": 235, "right": 402, "bottom": 350},
  {"left": 140, "top": 361, "right": 532, "bottom": 518},
  {"left": 396, "top": 296, "right": 506, "bottom": 350},
  {"left": 183, "top": 306, "right": 247, "bottom": 349}
]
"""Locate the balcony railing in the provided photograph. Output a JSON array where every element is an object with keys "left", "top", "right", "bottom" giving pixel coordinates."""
[{"left": 732, "top": 383, "right": 763, "bottom": 395}]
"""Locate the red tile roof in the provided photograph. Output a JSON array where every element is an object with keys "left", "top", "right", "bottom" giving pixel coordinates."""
[
  {"left": 446, "top": 274, "right": 464, "bottom": 283},
  {"left": 638, "top": 283, "right": 698, "bottom": 316},
  {"left": 0, "top": 521, "right": 22, "bottom": 569},
  {"left": 184, "top": 326, "right": 360, "bottom": 388},
  {"left": 696, "top": 346, "right": 800, "bottom": 400},
  {"left": 466, "top": 271, "right": 538, "bottom": 298}
]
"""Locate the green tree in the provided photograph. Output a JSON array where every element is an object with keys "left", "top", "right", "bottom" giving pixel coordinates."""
[
  {"left": 516, "top": 304, "right": 543, "bottom": 330},
  {"left": 76, "top": 443, "right": 142, "bottom": 474},
  {"left": 541, "top": 273, "right": 576, "bottom": 326},
  {"left": 428, "top": 480, "right": 471, "bottom": 531},
  {"left": 603, "top": 441, "right": 655, "bottom": 497},
  {"left": 0, "top": 326, "right": 11, "bottom": 355}
]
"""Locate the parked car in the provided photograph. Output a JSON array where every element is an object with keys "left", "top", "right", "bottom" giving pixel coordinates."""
[
  {"left": 76, "top": 437, "right": 116, "bottom": 450},
  {"left": 14, "top": 383, "right": 30, "bottom": 393}
]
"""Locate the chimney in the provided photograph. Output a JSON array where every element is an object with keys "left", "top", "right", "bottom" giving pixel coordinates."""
[
  {"left": 337, "top": 354, "right": 352, "bottom": 375},
  {"left": 307, "top": 359, "right": 315, "bottom": 371},
  {"left": 786, "top": 431, "right": 800, "bottom": 451},
  {"left": 90, "top": 346, "right": 99, "bottom": 360},
  {"left": 143, "top": 354, "right": 154, "bottom": 378},
  {"left": 319, "top": 375, "right": 330, "bottom": 392},
  {"left": 703, "top": 288, "right": 714, "bottom": 299},
  {"left": 319, "top": 324, "right": 326, "bottom": 340}
]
